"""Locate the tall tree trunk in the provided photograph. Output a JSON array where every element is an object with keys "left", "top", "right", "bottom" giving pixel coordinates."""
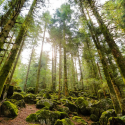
[
  {"left": 0, "top": 0, "right": 27, "bottom": 51},
  {"left": 63, "top": 24, "right": 69, "bottom": 97},
  {"left": 71, "top": 54, "right": 76, "bottom": 90},
  {"left": 35, "top": 24, "right": 46, "bottom": 94},
  {"left": 0, "top": 0, "right": 37, "bottom": 98},
  {"left": 2, "top": 38, "right": 25, "bottom": 100},
  {"left": 58, "top": 42, "right": 62, "bottom": 99},
  {"left": 86, "top": 0, "right": 125, "bottom": 85},
  {"left": 52, "top": 44, "right": 56, "bottom": 91},
  {"left": 78, "top": 50, "right": 83, "bottom": 90},
  {"left": 24, "top": 45, "right": 34, "bottom": 92}
]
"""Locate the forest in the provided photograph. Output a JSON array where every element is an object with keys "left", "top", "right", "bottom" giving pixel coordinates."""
[{"left": 0, "top": 0, "right": 125, "bottom": 125}]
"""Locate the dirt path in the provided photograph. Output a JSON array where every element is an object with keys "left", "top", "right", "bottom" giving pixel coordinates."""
[{"left": 0, "top": 104, "right": 39, "bottom": 125}]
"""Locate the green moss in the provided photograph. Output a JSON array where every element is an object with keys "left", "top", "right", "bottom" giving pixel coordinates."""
[
  {"left": 43, "top": 93, "right": 51, "bottom": 99},
  {"left": 54, "top": 118, "right": 74, "bottom": 125},
  {"left": 99, "top": 109, "right": 116, "bottom": 125},
  {"left": 11, "top": 92, "right": 24, "bottom": 100},
  {"left": 60, "top": 112, "right": 69, "bottom": 119},
  {"left": 26, "top": 87, "right": 35, "bottom": 94},
  {"left": 72, "top": 116, "right": 87, "bottom": 125},
  {"left": 75, "top": 97, "right": 88, "bottom": 115},
  {"left": 90, "top": 114, "right": 98, "bottom": 122},
  {"left": 1, "top": 101, "right": 18, "bottom": 117},
  {"left": 24, "top": 93, "right": 36, "bottom": 104},
  {"left": 26, "top": 113, "right": 37, "bottom": 122}
]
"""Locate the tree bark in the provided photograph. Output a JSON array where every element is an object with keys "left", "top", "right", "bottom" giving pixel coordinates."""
[{"left": 0, "top": 0, "right": 27, "bottom": 51}]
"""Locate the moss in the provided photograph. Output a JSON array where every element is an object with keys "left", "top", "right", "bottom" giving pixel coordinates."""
[
  {"left": 108, "top": 116, "right": 125, "bottom": 125},
  {"left": 99, "top": 109, "right": 116, "bottom": 125},
  {"left": 54, "top": 118, "right": 74, "bottom": 125},
  {"left": 72, "top": 116, "right": 87, "bottom": 125},
  {"left": 26, "top": 87, "right": 35, "bottom": 94},
  {"left": 14, "top": 86, "right": 22, "bottom": 92},
  {"left": 90, "top": 114, "right": 98, "bottom": 122},
  {"left": 26, "top": 109, "right": 69, "bottom": 124},
  {"left": 1, "top": 101, "right": 18, "bottom": 117},
  {"left": 11, "top": 92, "right": 24, "bottom": 100},
  {"left": 43, "top": 93, "right": 51, "bottom": 99},
  {"left": 36, "top": 99, "right": 53, "bottom": 109},
  {"left": 75, "top": 97, "right": 88, "bottom": 115},
  {"left": 60, "top": 112, "right": 69, "bottom": 119},
  {"left": 64, "top": 100, "right": 77, "bottom": 112},
  {"left": 26, "top": 113, "right": 37, "bottom": 122},
  {"left": 24, "top": 93, "right": 36, "bottom": 104}
]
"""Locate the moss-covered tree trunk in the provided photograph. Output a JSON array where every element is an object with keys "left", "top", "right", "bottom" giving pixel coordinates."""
[
  {"left": 0, "top": 0, "right": 37, "bottom": 98},
  {"left": 0, "top": 0, "right": 27, "bottom": 51},
  {"left": 0, "top": 0, "right": 17, "bottom": 28},
  {"left": 2, "top": 38, "right": 25, "bottom": 99},
  {"left": 86, "top": 0, "right": 125, "bottom": 85},
  {"left": 0, "top": 32, "right": 14, "bottom": 67}
]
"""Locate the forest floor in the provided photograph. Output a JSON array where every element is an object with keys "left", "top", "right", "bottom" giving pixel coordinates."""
[{"left": 0, "top": 104, "right": 93, "bottom": 125}]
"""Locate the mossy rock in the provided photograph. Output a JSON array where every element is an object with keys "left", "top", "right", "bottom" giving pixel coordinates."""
[
  {"left": 64, "top": 100, "right": 77, "bottom": 112},
  {"left": 60, "top": 112, "right": 69, "bottom": 119},
  {"left": 36, "top": 99, "right": 54, "bottom": 109},
  {"left": 108, "top": 116, "right": 125, "bottom": 125},
  {"left": 90, "top": 98, "right": 113, "bottom": 119},
  {"left": 72, "top": 116, "right": 87, "bottom": 125},
  {"left": 8, "top": 99, "right": 25, "bottom": 108},
  {"left": 43, "top": 93, "right": 51, "bottom": 99},
  {"left": 26, "top": 109, "right": 61, "bottom": 125},
  {"left": 26, "top": 87, "right": 35, "bottom": 94},
  {"left": 14, "top": 86, "right": 22, "bottom": 92},
  {"left": 1, "top": 101, "right": 18, "bottom": 117},
  {"left": 75, "top": 97, "right": 88, "bottom": 115},
  {"left": 54, "top": 118, "right": 74, "bottom": 125},
  {"left": 24, "top": 93, "right": 36, "bottom": 104},
  {"left": 57, "top": 106, "right": 70, "bottom": 114},
  {"left": 99, "top": 109, "right": 116, "bottom": 125},
  {"left": 11, "top": 92, "right": 24, "bottom": 100},
  {"left": 90, "top": 114, "right": 98, "bottom": 122}
]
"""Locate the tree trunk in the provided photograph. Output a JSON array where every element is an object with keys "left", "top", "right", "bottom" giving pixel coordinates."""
[
  {"left": 0, "top": 0, "right": 27, "bottom": 51},
  {"left": 0, "top": 32, "right": 14, "bottom": 67},
  {"left": 0, "top": 0, "right": 37, "bottom": 98},
  {"left": 24, "top": 45, "right": 34, "bottom": 92},
  {"left": 78, "top": 50, "right": 83, "bottom": 90},
  {"left": 58, "top": 42, "right": 62, "bottom": 99},
  {"left": 87, "top": 0, "right": 125, "bottom": 85},
  {"left": 97, "top": 62, "right": 107, "bottom": 98},
  {"left": 71, "top": 54, "right": 76, "bottom": 90},
  {"left": 2, "top": 38, "right": 25, "bottom": 100},
  {"left": 35, "top": 24, "right": 46, "bottom": 94},
  {"left": 0, "top": 0, "right": 16, "bottom": 28}
]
